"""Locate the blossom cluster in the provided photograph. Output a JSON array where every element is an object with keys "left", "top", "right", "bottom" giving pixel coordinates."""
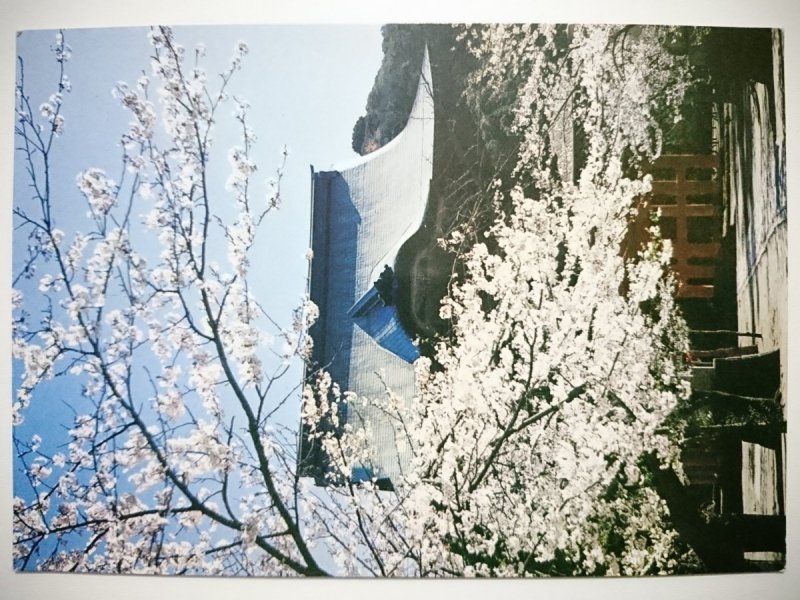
[
  {"left": 310, "top": 24, "right": 696, "bottom": 576},
  {"left": 13, "top": 27, "right": 321, "bottom": 576}
]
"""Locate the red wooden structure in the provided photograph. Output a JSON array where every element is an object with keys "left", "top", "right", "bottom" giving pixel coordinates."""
[{"left": 629, "top": 154, "right": 722, "bottom": 298}]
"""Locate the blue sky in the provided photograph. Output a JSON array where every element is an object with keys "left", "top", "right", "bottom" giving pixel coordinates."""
[
  {"left": 14, "top": 24, "right": 384, "bottom": 301},
  {"left": 12, "top": 25, "right": 383, "bottom": 451}
]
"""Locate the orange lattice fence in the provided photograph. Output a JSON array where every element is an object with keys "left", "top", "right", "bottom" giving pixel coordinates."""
[{"left": 627, "top": 154, "right": 722, "bottom": 299}]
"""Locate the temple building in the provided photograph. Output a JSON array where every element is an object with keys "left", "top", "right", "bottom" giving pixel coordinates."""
[{"left": 299, "top": 49, "right": 434, "bottom": 486}]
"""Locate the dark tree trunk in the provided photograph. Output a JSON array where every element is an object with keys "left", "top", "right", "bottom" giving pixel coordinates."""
[{"left": 642, "top": 453, "right": 761, "bottom": 573}]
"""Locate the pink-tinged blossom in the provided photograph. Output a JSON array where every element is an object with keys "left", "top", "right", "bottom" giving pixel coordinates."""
[{"left": 77, "top": 168, "right": 116, "bottom": 216}]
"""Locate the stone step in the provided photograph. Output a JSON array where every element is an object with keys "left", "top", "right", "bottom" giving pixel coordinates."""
[
  {"left": 714, "top": 349, "right": 780, "bottom": 399},
  {"left": 688, "top": 344, "right": 759, "bottom": 364}
]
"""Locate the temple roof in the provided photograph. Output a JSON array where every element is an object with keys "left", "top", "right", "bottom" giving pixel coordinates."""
[{"left": 301, "top": 48, "right": 434, "bottom": 483}]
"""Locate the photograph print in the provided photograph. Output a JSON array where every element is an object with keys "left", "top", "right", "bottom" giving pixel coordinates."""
[{"left": 12, "top": 23, "right": 787, "bottom": 576}]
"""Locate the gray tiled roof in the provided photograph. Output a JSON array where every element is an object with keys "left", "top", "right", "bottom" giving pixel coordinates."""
[{"left": 303, "top": 48, "right": 434, "bottom": 483}]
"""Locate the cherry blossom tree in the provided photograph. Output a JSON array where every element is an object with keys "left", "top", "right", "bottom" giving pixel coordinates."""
[
  {"left": 13, "top": 24, "right": 701, "bottom": 576},
  {"left": 13, "top": 26, "right": 332, "bottom": 575},
  {"left": 303, "top": 25, "right": 702, "bottom": 577}
]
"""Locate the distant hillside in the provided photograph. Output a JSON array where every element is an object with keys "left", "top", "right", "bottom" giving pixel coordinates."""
[{"left": 351, "top": 25, "right": 427, "bottom": 155}]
